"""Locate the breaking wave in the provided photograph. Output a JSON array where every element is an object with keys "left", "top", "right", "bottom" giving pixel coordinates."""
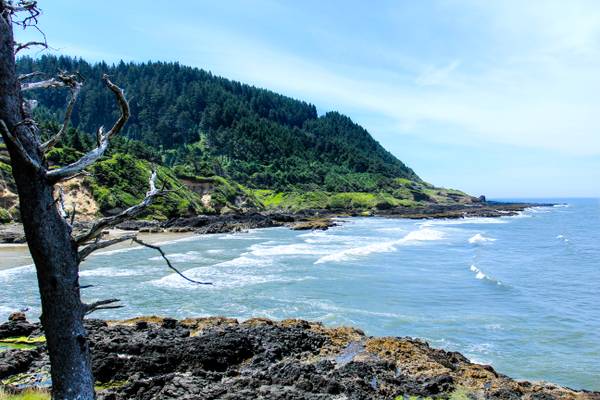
[
  {"left": 470, "top": 265, "right": 502, "bottom": 285},
  {"left": 314, "top": 228, "right": 444, "bottom": 264},
  {"left": 468, "top": 233, "right": 497, "bottom": 244}
]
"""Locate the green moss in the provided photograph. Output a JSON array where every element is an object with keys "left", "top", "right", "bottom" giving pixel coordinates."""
[
  {"left": 95, "top": 380, "right": 128, "bottom": 391},
  {"left": 0, "top": 207, "right": 11, "bottom": 223},
  {"left": 0, "top": 336, "right": 46, "bottom": 351},
  {"left": 0, "top": 389, "right": 50, "bottom": 400},
  {"left": 0, "top": 160, "right": 12, "bottom": 174}
]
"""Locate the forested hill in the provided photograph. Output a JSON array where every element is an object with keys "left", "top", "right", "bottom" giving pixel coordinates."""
[{"left": 16, "top": 55, "right": 419, "bottom": 192}]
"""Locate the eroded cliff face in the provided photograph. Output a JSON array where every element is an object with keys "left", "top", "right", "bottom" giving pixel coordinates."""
[{"left": 1, "top": 316, "right": 598, "bottom": 399}]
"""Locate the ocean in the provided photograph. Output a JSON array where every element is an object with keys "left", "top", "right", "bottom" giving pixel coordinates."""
[{"left": 1, "top": 198, "right": 598, "bottom": 390}]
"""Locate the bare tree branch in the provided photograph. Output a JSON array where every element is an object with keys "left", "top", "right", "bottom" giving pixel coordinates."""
[
  {"left": 14, "top": 40, "right": 46, "bottom": 54},
  {"left": 18, "top": 71, "right": 44, "bottom": 81},
  {"left": 132, "top": 237, "right": 212, "bottom": 285},
  {"left": 101, "top": 74, "right": 130, "bottom": 138},
  {"left": 41, "top": 77, "right": 82, "bottom": 151},
  {"left": 78, "top": 234, "right": 136, "bottom": 261},
  {"left": 84, "top": 298, "right": 122, "bottom": 315},
  {"left": 21, "top": 76, "right": 66, "bottom": 91},
  {"left": 75, "top": 171, "right": 161, "bottom": 244},
  {"left": 45, "top": 76, "right": 129, "bottom": 182},
  {"left": 0, "top": 119, "right": 41, "bottom": 170},
  {"left": 56, "top": 186, "right": 68, "bottom": 219}
]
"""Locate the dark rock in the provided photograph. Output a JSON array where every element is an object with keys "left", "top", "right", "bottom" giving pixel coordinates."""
[
  {"left": 0, "top": 317, "right": 595, "bottom": 400},
  {"left": 0, "top": 319, "right": 38, "bottom": 339},
  {"left": 8, "top": 312, "right": 26, "bottom": 322}
]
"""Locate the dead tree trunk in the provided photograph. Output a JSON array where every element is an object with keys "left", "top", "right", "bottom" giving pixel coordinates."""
[
  {"left": 0, "top": 4, "right": 95, "bottom": 399},
  {"left": 1, "top": 3, "right": 209, "bottom": 398}
]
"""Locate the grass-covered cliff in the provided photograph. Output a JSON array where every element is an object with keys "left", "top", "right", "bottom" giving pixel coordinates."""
[{"left": 0, "top": 56, "right": 479, "bottom": 222}]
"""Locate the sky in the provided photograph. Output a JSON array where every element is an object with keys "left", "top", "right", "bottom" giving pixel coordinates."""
[{"left": 15, "top": 0, "right": 600, "bottom": 198}]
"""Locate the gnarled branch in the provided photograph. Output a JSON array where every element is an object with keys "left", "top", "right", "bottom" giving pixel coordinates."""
[
  {"left": 45, "top": 76, "right": 129, "bottom": 182},
  {"left": 0, "top": 119, "right": 41, "bottom": 170},
  {"left": 132, "top": 237, "right": 212, "bottom": 285},
  {"left": 41, "top": 77, "right": 82, "bottom": 151},
  {"left": 18, "top": 71, "right": 44, "bottom": 81},
  {"left": 14, "top": 40, "right": 46, "bottom": 54},
  {"left": 21, "top": 76, "right": 67, "bottom": 91},
  {"left": 75, "top": 171, "right": 161, "bottom": 244},
  {"left": 78, "top": 234, "right": 136, "bottom": 261},
  {"left": 84, "top": 298, "right": 122, "bottom": 315}
]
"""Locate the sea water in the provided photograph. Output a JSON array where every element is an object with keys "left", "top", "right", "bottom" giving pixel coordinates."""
[{"left": 1, "top": 198, "right": 598, "bottom": 390}]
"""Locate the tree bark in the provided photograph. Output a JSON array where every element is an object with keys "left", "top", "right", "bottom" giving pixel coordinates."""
[{"left": 0, "top": 4, "right": 95, "bottom": 399}]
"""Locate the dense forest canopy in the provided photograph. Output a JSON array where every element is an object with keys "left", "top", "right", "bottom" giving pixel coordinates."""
[{"left": 16, "top": 56, "right": 419, "bottom": 192}]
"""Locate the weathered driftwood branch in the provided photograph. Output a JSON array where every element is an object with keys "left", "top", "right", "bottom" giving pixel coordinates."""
[
  {"left": 41, "top": 77, "right": 82, "bottom": 151},
  {"left": 45, "top": 76, "right": 129, "bottom": 182},
  {"left": 75, "top": 171, "right": 160, "bottom": 244},
  {"left": 0, "top": 119, "right": 41, "bottom": 170},
  {"left": 132, "top": 237, "right": 212, "bottom": 285},
  {"left": 84, "top": 298, "right": 123, "bottom": 315},
  {"left": 78, "top": 234, "right": 136, "bottom": 261}
]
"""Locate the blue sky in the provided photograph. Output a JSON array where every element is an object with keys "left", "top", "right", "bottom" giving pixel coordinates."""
[{"left": 15, "top": 0, "right": 600, "bottom": 198}]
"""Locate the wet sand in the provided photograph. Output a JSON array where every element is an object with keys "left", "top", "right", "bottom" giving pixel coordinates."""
[{"left": 0, "top": 230, "right": 197, "bottom": 271}]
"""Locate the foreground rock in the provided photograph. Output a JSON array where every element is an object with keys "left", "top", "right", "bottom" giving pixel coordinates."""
[{"left": 0, "top": 316, "right": 597, "bottom": 399}]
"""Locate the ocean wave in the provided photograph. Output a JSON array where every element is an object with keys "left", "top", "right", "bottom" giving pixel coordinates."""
[
  {"left": 556, "top": 234, "right": 569, "bottom": 242},
  {"left": 470, "top": 265, "right": 502, "bottom": 285},
  {"left": 315, "top": 228, "right": 444, "bottom": 264},
  {"left": 93, "top": 245, "right": 142, "bottom": 257},
  {"left": 0, "top": 264, "right": 35, "bottom": 281},
  {"left": 149, "top": 264, "right": 314, "bottom": 290},
  {"left": 248, "top": 242, "right": 329, "bottom": 257},
  {"left": 149, "top": 251, "right": 202, "bottom": 262},
  {"left": 468, "top": 233, "right": 497, "bottom": 244},
  {"left": 419, "top": 217, "right": 508, "bottom": 227},
  {"left": 553, "top": 204, "right": 569, "bottom": 208},
  {"left": 80, "top": 266, "right": 146, "bottom": 277}
]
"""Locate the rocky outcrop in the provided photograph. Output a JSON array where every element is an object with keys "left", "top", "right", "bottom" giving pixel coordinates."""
[
  {"left": 291, "top": 218, "right": 336, "bottom": 231},
  {"left": 0, "top": 316, "right": 597, "bottom": 399}
]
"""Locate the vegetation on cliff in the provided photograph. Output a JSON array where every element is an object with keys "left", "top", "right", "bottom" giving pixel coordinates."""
[{"left": 0, "top": 56, "right": 478, "bottom": 222}]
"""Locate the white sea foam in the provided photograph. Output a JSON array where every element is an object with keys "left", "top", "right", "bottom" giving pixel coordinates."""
[
  {"left": 149, "top": 251, "right": 201, "bottom": 262},
  {"left": 94, "top": 246, "right": 143, "bottom": 257},
  {"left": 249, "top": 242, "right": 329, "bottom": 257},
  {"left": 80, "top": 266, "right": 145, "bottom": 277},
  {"left": 468, "top": 233, "right": 497, "bottom": 244},
  {"left": 419, "top": 217, "right": 508, "bottom": 227},
  {"left": 149, "top": 263, "right": 313, "bottom": 290},
  {"left": 0, "top": 263, "right": 34, "bottom": 281},
  {"left": 470, "top": 265, "right": 501, "bottom": 285},
  {"left": 553, "top": 204, "right": 569, "bottom": 208},
  {"left": 315, "top": 228, "right": 444, "bottom": 264}
]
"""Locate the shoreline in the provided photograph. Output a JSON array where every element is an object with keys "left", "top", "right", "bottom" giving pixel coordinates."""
[
  {"left": 0, "top": 201, "right": 551, "bottom": 245},
  {"left": 0, "top": 201, "right": 552, "bottom": 271},
  {"left": 1, "top": 315, "right": 598, "bottom": 399}
]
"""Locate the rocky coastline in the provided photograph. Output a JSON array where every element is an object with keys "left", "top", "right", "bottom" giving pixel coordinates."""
[
  {"left": 0, "top": 202, "right": 551, "bottom": 244},
  {"left": 0, "top": 314, "right": 597, "bottom": 399}
]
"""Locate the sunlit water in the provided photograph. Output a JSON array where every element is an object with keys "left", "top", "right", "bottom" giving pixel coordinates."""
[{"left": 1, "top": 198, "right": 599, "bottom": 390}]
